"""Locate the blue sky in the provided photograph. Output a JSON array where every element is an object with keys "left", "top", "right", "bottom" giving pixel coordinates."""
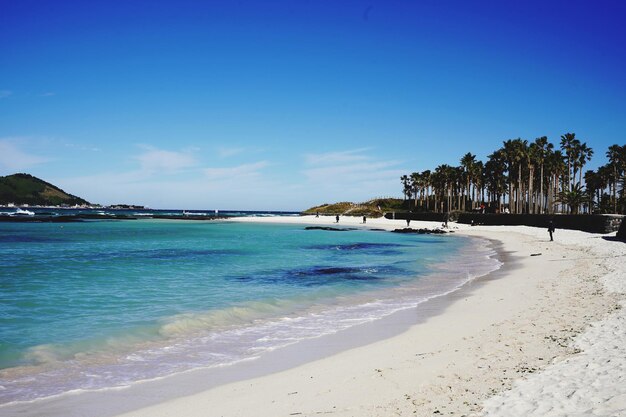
[{"left": 1, "top": 0, "right": 625, "bottom": 210}]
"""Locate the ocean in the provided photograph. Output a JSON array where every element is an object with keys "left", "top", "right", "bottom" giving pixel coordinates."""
[{"left": 0, "top": 216, "right": 500, "bottom": 405}]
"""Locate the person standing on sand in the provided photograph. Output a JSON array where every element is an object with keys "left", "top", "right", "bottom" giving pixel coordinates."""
[
  {"left": 362, "top": 216, "right": 366, "bottom": 224},
  {"left": 548, "top": 220, "right": 555, "bottom": 241},
  {"left": 406, "top": 219, "right": 410, "bottom": 227},
  {"left": 336, "top": 215, "right": 339, "bottom": 223}
]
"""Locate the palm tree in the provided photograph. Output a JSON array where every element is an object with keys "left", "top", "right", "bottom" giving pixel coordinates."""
[
  {"left": 400, "top": 175, "right": 411, "bottom": 203},
  {"left": 472, "top": 160, "right": 484, "bottom": 209},
  {"left": 431, "top": 165, "right": 449, "bottom": 213},
  {"left": 584, "top": 169, "right": 602, "bottom": 213},
  {"left": 606, "top": 144, "right": 624, "bottom": 213},
  {"left": 533, "top": 136, "right": 553, "bottom": 213},
  {"left": 460, "top": 152, "right": 476, "bottom": 211},
  {"left": 410, "top": 172, "right": 420, "bottom": 209},
  {"left": 510, "top": 139, "right": 528, "bottom": 213},
  {"left": 598, "top": 164, "right": 615, "bottom": 213},
  {"left": 485, "top": 150, "right": 507, "bottom": 212},
  {"left": 527, "top": 142, "right": 540, "bottom": 213},
  {"left": 560, "top": 133, "right": 576, "bottom": 191},
  {"left": 557, "top": 183, "right": 587, "bottom": 214},
  {"left": 576, "top": 143, "right": 594, "bottom": 187},
  {"left": 453, "top": 166, "right": 464, "bottom": 211},
  {"left": 501, "top": 140, "right": 517, "bottom": 213},
  {"left": 421, "top": 170, "right": 432, "bottom": 211},
  {"left": 545, "top": 150, "right": 566, "bottom": 213}
]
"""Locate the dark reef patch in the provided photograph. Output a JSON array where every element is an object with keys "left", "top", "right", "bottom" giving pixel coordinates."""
[
  {"left": 233, "top": 264, "right": 407, "bottom": 287},
  {"left": 304, "top": 226, "right": 357, "bottom": 232}
]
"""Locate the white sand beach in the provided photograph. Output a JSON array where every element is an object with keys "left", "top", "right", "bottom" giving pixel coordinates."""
[{"left": 103, "top": 215, "right": 625, "bottom": 417}]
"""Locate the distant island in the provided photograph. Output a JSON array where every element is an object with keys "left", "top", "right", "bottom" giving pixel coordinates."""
[{"left": 0, "top": 173, "right": 91, "bottom": 207}]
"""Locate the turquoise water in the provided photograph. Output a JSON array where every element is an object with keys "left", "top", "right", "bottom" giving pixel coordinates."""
[{"left": 0, "top": 219, "right": 499, "bottom": 403}]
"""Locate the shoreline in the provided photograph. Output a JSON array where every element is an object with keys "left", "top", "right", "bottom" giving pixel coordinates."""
[{"left": 2, "top": 216, "right": 624, "bottom": 416}]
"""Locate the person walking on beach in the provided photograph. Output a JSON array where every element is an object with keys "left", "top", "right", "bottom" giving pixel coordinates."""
[
  {"left": 336, "top": 215, "right": 339, "bottom": 223},
  {"left": 362, "top": 215, "right": 366, "bottom": 224},
  {"left": 406, "top": 219, "right": 411, "bottom": 227},
  {"left": 548, "top": 220, "right": 555, "bottom": 241}
]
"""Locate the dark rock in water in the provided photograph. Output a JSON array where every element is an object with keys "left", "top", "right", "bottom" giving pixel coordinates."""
[
  {"left": 391, "top": 228, "right": 447, "bottom": 235},
  {"left": 296, "top": 266, "right": 361, "bottom": 276},
  {"left": 306, "top": 242, "right": 407, "bottom": 251},
  {"left": 304, "top": 226, "right": 357, "bottom": 231},
  {"left": 152, "top": 215, "right": 228, "bottom": 220}
]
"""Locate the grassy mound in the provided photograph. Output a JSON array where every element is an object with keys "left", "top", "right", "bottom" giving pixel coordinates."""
[
  {"left": 0, "top": 173, "right": 90, "bottom": 206},
  {"left": 302, "top": 198, "right": 410, "bottom": 217}
]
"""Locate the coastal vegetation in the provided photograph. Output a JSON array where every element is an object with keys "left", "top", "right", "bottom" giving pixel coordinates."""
[
  {"left": 0, "top": 173, "right": 90, "bottom": 206},
  {"left": 400, "top": 136, "right": 626, "bottom": 215},
  {"left": 303, "top": 198, "right": 406, "bottom": 217}
]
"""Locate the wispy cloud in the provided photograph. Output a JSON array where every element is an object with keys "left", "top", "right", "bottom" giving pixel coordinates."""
[
  {"left": 0, "top": 90, "right": 12, "bottom": 99},
  {"left": 135, "top": 147, "right": 198, "bottom": 173},
  {"left": 204, "top": 161, "right": 269, "bottom": 180},
  {"left": 60, "top": 161, "right": 276, "bottom": 208},
  {"left": 302, "top": 148, "right": 402, "bottom": 182},
  {"left": 300, "top": 148, "right": 405, "bottom": 200},
  {"left": 41, "top": 92, "right": 56, "bottom": 97},
  {"left": 303, "top": 161, "right": 404, "bottom": 183},
  {"left": 63, "top": 142, "right": 100, "bottom": 152},
  {"left": 0, "top": 138, "right": 49, "bottom": 171},
  {"left": 304, "top": 148, "right": 372, "bottom": 166},
  {"left": 217, "top": 146, "right": 248, "bottom": 158}
]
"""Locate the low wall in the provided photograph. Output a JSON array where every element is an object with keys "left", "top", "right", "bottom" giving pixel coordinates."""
[
  {"left": 384, "top": 212, "right": 624, "bottom": 234},
  {"left": 384, "top": 212, "right": 446, "bottom": 222},
  {"left": 617, "top": 219, "right": 626, "bottom": 241}
]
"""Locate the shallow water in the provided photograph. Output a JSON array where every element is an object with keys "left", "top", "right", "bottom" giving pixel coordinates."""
[{"left": 0, "top": 219, "right": 499, "bottom": 404}]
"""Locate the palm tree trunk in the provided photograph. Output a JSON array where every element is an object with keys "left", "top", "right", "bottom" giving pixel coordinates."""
[
  {"left": 539, "top": 162, "right": 543, "bottom": 214},
  {"left": 517, "top": 167, "right": 522, "bottom": 214},
  {"left": 614, "top": 166, "right": 618, "bottom": 213},
  {"left": 509, "top": 178, "right": 513, "bottom": 213}
]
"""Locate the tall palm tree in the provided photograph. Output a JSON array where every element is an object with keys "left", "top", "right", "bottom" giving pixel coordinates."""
[
  {"left": 584, "top": 169, "right": 602, "bottom": 213},
  {"left": 598, "top": 163, "right": 615, "bottom": 213},
  {"left": 510, "top": 139, "right": 528, "bottom": 213},
  {"left": 472, "top": 160, "right": 484, "bottom": 209},
  {"left": 560, "top": 132, "right": 579, "bottom": 192},
  {"left": 431, "top": 165, "right": 450, "bottom": 213},
  {"left": 485, "top": 150, "right": 507, "bottom": 211},
  {"left": 576, "top": 142, "right": 593, "bottom": 185},
  {"left": 527, "top": 142, "right": 539, "bottom": 213},
  {"left": 460, "top": 152, "right": 476, "bottom": 211},
  {"left": 421, "top": 170, "right": 432, "bottom": 211},
  {"left": 545, "top": 150, "right": 566, "bottom": 213},
  {"left": 400, "top": 175, "right": 411, "bottom": 203},
  {"left": 454, "top": 166, "right": 464, "bottom": 211},
  {"left": 410, "top": 172, "right": 420, "bottom": 208},
  {"left": 501, "top": 140, "right": 518, "bottom": 213},
  {"left": 606, "top": 144, "right": 624, "bottom": 213},
  {"left": 533, "top": 136, "right": 553, "bottom": 213}
]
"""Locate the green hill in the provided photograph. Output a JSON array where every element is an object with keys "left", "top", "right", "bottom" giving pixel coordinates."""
[
  {"left": 303, "top": 198, "right": 408, "bottom": 217},
  {"left": 0, "top": 173, "right": 90, "bottom": 206}
]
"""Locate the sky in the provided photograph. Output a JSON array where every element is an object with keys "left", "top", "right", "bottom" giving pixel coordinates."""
[{"left": 1, "top": 0, "right": 625, "bottom": 210}]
